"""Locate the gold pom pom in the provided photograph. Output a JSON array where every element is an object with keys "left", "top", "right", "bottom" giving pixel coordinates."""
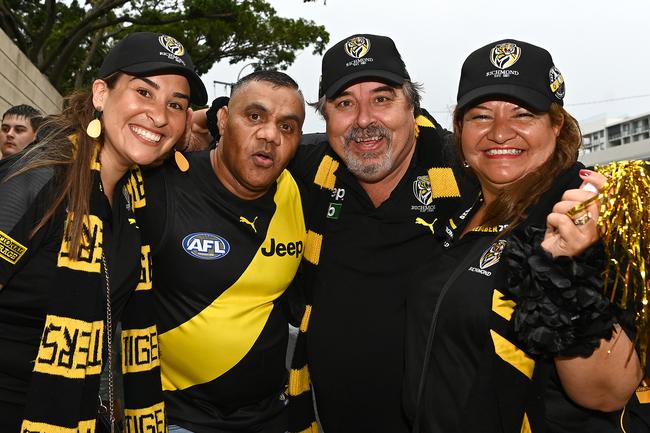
[{"left": 595, "top": 160, "right": 650, "bottom": 364}]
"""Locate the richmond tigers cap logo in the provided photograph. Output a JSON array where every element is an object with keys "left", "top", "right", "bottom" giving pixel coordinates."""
[{"left": 490, "top": 42, "right": 521, "bottom": 69}]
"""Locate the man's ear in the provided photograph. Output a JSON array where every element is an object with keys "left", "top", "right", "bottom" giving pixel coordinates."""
[
  {"left": 92, "top": 79, "right": 109, "bottom": 110},
  {"left": 217, "top": 106, "right": 229, "bottom": 137}
]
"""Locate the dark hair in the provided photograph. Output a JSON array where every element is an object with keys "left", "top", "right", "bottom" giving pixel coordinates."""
[
  {"left": 309, "top": 79, "right": 423, "bottom": 120},
  {"left": 231, "top": 70, "right": 301, "bottom": 96},
  {"left": 453, "top": 102, "right": 582, "bottom": 231},
  {"left": 9, "top": 73, "right": 122, "bottom": 259},
  {"left": 402, "top": 80, "right": 423, "bottom": 116},
  {"left": 3, "top": 104, "right": 43, "bottom": 131}
]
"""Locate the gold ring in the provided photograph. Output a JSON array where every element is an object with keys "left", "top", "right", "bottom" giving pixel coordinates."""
[
  {"left": 573, "top": 211, "right": 592, "bottom": 226},
  {"left": 567, "top": 194, "right": 600, "bottom": 217}
]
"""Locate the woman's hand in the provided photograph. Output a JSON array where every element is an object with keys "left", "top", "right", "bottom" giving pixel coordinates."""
[{"left": 541, "top": 169, "right": 607, "bottom": 258}]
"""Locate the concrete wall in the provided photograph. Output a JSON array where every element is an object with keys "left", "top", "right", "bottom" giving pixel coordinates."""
[{"left": 0, "top": 28, "right": 63, "bottom": 116}]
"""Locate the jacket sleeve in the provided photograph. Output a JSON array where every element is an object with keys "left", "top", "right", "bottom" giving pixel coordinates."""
[{"left": 0, "top": 166, "right": 54, "bottom": 285}]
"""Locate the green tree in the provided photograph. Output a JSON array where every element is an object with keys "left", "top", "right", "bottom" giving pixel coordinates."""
[{"left": 0, "top": 0, "right": 328, "bottom": 99}]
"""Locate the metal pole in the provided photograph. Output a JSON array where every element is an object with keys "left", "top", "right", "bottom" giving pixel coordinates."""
[{"left": 237, "top": 62, "right": 258, "bottom": 80}]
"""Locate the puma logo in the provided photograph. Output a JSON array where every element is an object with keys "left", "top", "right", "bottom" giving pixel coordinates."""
[
  {"left": 239, "top": 216, "right": 258, "bottom": 233},
  {"left": 415, "top": 217, "right": 437, "bottom": 234}
]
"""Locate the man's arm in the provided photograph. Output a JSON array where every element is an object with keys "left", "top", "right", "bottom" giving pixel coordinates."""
[
  {"left": 185, "top": 97, "right": 231, "bottom": 152},
  {"left": 0, "top": 165, "right": 54, "bottom": 287},
  {"left": 186, "top": 108, "right": 213, "bottom": 152}
]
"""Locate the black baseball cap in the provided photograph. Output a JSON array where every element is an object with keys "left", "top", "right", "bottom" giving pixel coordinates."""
[
  {"left": 456, "top": 39, "right": 565, "bottom": 112},
  {"left": 319, "top": 34, "right": 411, "bottom": 99},
  {"left": 98, "top": 32, "right": 208, "bottom": 106}
]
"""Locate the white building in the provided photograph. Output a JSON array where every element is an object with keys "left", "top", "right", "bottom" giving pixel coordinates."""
[{"left": 579, "top": 112, "right": 650, "bottom": 166}]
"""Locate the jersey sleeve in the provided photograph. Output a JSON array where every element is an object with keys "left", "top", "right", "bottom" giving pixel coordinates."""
[{"left": 0, "top": 166, "right": 54, "bottom": 285}]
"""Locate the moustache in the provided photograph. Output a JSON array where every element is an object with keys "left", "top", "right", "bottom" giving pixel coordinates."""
[{"left": 344, "top": 125, "right": 391, "bottom": 145}]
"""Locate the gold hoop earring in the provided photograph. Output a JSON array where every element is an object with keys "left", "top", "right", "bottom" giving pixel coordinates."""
[{"left": 86, "top": 109, "right": 102, "bottom": 138}]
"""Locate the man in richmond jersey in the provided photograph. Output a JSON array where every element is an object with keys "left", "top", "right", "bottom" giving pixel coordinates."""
[
  {"left": 194, "top": 36, "right": 463, "bottom": 433},
  {"left": 138, "top": 70, "right": 306, "bottom": 433}
]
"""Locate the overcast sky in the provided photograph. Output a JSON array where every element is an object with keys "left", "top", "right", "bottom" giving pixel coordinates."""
[{"left": 203, "top": 0, "right": 650, "bottom": 133}]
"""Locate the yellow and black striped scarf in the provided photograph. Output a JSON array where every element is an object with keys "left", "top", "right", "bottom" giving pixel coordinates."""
[{"left": 20, "top": 149, "right": 165, "bottom": 433}]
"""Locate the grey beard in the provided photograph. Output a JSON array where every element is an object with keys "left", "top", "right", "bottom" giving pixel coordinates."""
[{"left": 343, "top": 125, "right": 393, "bottom": 181}]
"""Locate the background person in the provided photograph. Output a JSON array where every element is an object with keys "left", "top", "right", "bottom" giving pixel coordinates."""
[
  {"left": 0, "top": 104, "right": 43, "bottom": 158},
  {"left": 0, "top": 32, "right": 206, "bottom": 432},
  {"left": 404, "top": 39, "right": 642, "bottom": 433},
  {"left": 139, "top": 70, "right": 306, "bottom": 433}
]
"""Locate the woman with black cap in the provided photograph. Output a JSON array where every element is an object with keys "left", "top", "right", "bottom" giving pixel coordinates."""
[
  {"left": 404, "top": 39, "right": 643, "bottom": 432},
  {"left": 0, "top": 32, "right": 207, "bottom": 432}
]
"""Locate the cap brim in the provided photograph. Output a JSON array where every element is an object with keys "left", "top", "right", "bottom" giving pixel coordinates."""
[
  {"left": 324, "top": 70, "right": 407, "bottom": 99},
  {"left": 457, "top": 84, "right": 551, "bottom": 112},
  {"left": 122, "top": 62, "right": 208, "bottom": 106}
]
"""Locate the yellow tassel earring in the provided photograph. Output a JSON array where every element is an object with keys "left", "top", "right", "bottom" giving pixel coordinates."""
[
  {"left": 86, "top": 109, "right": 102, "bottom": 138},
  {"left": 174, "top": 148, "right": 190, "bottom": 172}
]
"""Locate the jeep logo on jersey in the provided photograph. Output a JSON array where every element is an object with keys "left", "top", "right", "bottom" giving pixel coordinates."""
[
  {"left": 182, "top": 232, "right": 230, "bottom": 260},
  {"left": 261, "top": 238, "right": 303, "bottom": 258}
]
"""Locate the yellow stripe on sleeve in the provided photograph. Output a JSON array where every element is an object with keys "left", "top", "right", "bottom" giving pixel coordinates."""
[
  {"left": 490, "top": 330, "right": 535, "bottom": 379},
  {"left": 492, "top": 289, "right": 516, "bottom": 321}
]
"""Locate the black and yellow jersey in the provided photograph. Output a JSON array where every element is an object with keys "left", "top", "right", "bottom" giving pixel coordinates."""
[
  {"left": 140, "top": 151, "right": 305, "bottom": 432},
  {"left": 288, "top": 112, "right": 465, "bottom": 433},
  {"left": 404, "top": 164, "right": 624, "bottom": 433}
]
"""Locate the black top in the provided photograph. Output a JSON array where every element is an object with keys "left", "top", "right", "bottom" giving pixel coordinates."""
[
  {"left": 404, "top": 165, "right": 622, "bottom": 433},
  {"left": 289, "top": 122, "right": 462, "bottom": 433},
  {"left": 0, "top": 165, "right": 140, "bottom": 428},
  {"left": 404, "top": 193, "right": 495, "bottom": 433},
  {"left": 140, "top": 151, "right": 307, "bottom": 433}
]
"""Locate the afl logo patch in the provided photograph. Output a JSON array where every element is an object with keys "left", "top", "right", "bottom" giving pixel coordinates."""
[
  {"left": 182, "top": 232, "right": 230, "bottom": 260},
  {"left": 159, "top": 35, "right": 185, "bottom": 56},
  {"left": 490, "top": 43, "right": 521, "bottom": 69},
  {"left": 345, "top": 36, "right": 371, "bottom": 59}
]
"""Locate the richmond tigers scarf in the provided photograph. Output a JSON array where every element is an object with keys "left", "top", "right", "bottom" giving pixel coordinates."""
[{"left": 19, "top": 147, "right": 165, "bottom": 433}]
